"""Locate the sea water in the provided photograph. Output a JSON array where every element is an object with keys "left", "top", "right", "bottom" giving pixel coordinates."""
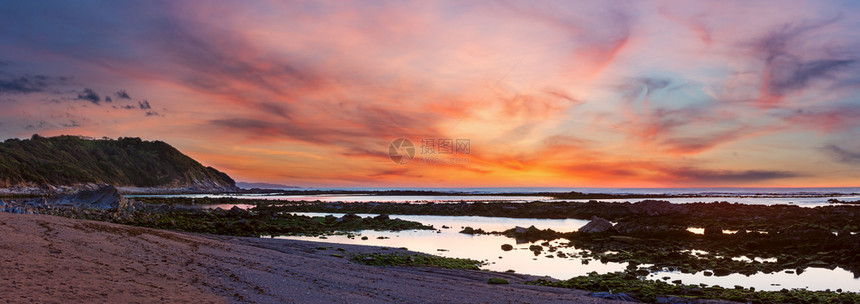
[{"left": 275, "top": 212, "right": 860, "bottom": 292}]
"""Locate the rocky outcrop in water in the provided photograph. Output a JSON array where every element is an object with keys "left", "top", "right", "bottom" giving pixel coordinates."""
[
  {"left": 628, "top": 200, "right": 689, "bottom": 216},
  {"left": 1, "top": 185, "right": 140, "bottom": 214},
  {"left": 613, "top": 222, "right": 680, "bottom": 235},
  {"left": 578, "top": 216, "right": 615, "bottom": 233},
  {"left": 47, "top": 184, "right": 135, "bottom": 210}
]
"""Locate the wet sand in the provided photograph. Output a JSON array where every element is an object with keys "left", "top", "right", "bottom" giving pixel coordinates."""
[{"left": 0, "top": 212, "right": 639, "bottom": 303}]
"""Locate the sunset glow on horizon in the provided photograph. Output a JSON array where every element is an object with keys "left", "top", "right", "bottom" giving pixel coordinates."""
[{"left": 1, "top": 1, "right": 859, "bottom": 187}]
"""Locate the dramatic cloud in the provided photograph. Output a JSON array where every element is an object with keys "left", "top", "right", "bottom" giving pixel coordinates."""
[
  {"left": 0, "top": 74, "right": 71, "bottom": 94},
  {"left": 668, "top": 168, "right": 803, "bottom": 183},
  {"left": 823, "top": 145, "right": 860, "bottom": 164},
  {"left": 115, "top": 89, "right": 131, "bottom": 99},
  {"left": 749, "top": 17, "right": 858, "bottom": 106},
  {"left": 0, "top": 1, "right": 858, "bottom": 187},
  {"left": 76, "top": 88, "right": 101, "bottom": 104}
]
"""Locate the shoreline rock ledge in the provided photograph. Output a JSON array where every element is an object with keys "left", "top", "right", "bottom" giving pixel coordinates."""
[
  {"left": 578, "top": 216, "right": 615, "bottom": 234},
  {"left": 1, "top": 184, "right": 138, "bottom": 214},
  {"left": 47, "top": 184, "right": 133, "bottom": 210}
]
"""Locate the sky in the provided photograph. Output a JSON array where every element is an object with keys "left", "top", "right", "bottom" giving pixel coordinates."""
[{"left": 1, "top": 0, "right": 859, "bottom": 188}]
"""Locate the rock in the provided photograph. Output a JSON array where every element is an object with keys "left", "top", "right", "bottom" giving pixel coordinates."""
[
  {"left": 628, "top": 200, "right": 688, "bottom": 216},
  {"left": 47, "top": 185, "right": 128, "bottom": 211},
  {"left": 608, "top": 235, "right": 643, "bottom": 243},
  {"left": 229, "top": 206, "right": 244, "bottom": 215},
  {"left": 460, "top": 227, "right": 486, "bottom": 234},
  {"left": 807, "top": 260, "right": 829, "bottom": 267},
  {"left": 339, "top": 213, "right": 361, "bottom": 222},
  {"left": 501, "top": 244, "right": 513, "bottom": 251},
  {"left": 528, "top": 245, "right": 543, "bottom": 252},
  {"left": 613, "top": 222, "right": 676, "bottom": 234},
  {"left": 373, "top": 214, "right": 389, "bottom": 220},
  {"left": 704, "top": 226, "right": 723, "bottom": 236},
  {"left": 713, "top": 267, "right": 731, "bottom": 276},
  {"left": 796, "top": 228, "right": 836, "bottom": 239},
  {"left": 578, "top": 216, "right": 614, "bottom": 234},
  {"left": 514, "top": 226, "right": 527, "bottom": 234}
]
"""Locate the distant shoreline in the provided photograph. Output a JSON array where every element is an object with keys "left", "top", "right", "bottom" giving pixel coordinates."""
[
  {"left": 3, "top": 181, "right": 859, "bottom": 198},
  {"left": 135, "top": 188, "right": 860, "bottom": 199}
]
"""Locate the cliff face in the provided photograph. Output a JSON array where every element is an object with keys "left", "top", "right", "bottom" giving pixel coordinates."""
[{"left": 0, "top": 135, "right": 236, "bottom": 192}]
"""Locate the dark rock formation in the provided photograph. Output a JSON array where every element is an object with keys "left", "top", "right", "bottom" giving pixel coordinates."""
[
  {"left": 2, "top": 185, "right": 140, "bottom": 214},
  {"left": 628, "top": 200, "right": 689, "bottom": 216},
  {"left": 459, "top": 226, "right": 487, "bottom": 234},
  {"left": 337, "top": 213, "right": 362, "bottom": 223},
  {"left": 703, "top": 226, "right": 723, "bottom": 236},
  {"left": 514, "top": 226, "right": 528, "bottom": 234},
  {"left": 48, "top": 184, "right": 130, "bottom": 210},
  {"left": 578, "top": 216, "right": 615, "bottom": 233},
  {"left": 613, "top": 222, "right": 679, "bottom": 235}
]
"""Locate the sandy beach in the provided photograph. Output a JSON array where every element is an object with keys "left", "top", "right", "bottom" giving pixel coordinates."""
[{"left": 0, "top": 212, "right": 640, "bottom": 303}]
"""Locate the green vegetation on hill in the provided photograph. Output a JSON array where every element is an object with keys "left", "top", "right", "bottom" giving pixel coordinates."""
[{"left": 0, "top": 134, "right": 235, "bottom": 189}]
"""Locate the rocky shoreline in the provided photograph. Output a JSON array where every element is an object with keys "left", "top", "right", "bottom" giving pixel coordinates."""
[
  {"left": 0, "top": 185, "right": 433, "bottom": 236},
  {"left": 2, "top": 212, "right": 639, "bottom": 303},
  {"left": 4, "top": 186, "right": 859, "bottom": 303},
  {"left": 262, "top": 200, "right": 860, "bottom": 277}
]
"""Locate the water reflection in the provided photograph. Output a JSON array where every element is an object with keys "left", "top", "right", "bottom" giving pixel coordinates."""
[
  {"left": 275, "top": 212, "right": 860, "bottom": 292},
  {"left": 278, "top": 213, "right": 629, "bottom": 278},
  {"left": 648, "top": 267, "right": 860, "bottom": 292},
  {"left": 295, "top": 212, "right": 591, "bottom": 232}
]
